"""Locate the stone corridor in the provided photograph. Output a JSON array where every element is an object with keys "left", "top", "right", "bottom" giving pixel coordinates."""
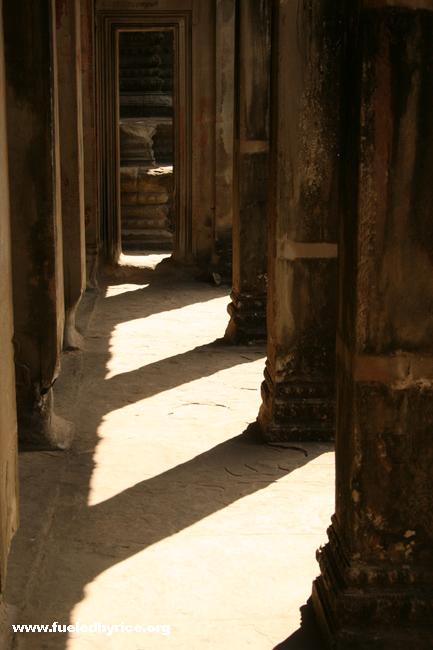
[{"left": 6, "top": 256, "right": 334, "bottom": 650}]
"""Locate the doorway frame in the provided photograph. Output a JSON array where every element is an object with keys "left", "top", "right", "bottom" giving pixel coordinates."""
[{"left": 96, "top": 9, "right": 192, "bottom": 263}]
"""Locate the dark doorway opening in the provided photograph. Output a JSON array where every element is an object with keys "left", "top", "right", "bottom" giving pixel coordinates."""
[{"left": 118, "top": 30, "right": 175, "bottom": 254}]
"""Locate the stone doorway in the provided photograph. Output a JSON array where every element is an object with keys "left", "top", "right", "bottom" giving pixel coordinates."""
[
  {"left": 97, "top": 9, "right": 193, "bottom": 265},
  {"left": 118, "top": 30, "right": 175, "bottom": 254}
]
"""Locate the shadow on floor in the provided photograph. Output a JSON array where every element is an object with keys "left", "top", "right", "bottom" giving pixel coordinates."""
[
  {"left": 7, "top": 260, "right": 332, "bottom": 649},
  {"left": 274, "top": 602, "right": 325, "bottom": 649}
]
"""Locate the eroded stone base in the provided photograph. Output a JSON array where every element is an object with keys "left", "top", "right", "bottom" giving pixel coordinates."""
[
  {"left": 64, "top": 305, "right": 84, "bottom": 351},
  {"left": 224, "top": 290, "right": 266, "bottom": 345},
  {"left": 312, "top": 524, "right": 433, "bottom": 650},
  {"left": 0, "top": 600, "right": 17, "bottom": 650},
  {"left": 258, "top": 365, "right": 335, "bottom": 442},
  {"left": 17, "top": 387, "right": 74, "bottom": 451}
]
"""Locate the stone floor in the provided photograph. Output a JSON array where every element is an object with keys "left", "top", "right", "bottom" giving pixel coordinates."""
[{"left": 6, "top": 255, "right": 334, "bottom": 650}]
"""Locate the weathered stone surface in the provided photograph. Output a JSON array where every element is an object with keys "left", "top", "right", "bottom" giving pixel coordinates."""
[
  {"left": 257, "top": 0, "right": 344, "bottom": 442},
  {"left": 0, "top": 600, "right": 16, "bottom": 650},
  {"left": 224, "top": 0, "right": 271, "bottom": 344},
  {"left": 119, "top": 30, "right": 174, "bottom": 121},
  {"left": 119, "top": 119, "right": 157, "bottom": 166},
  {"left": 96, "top": 0, "right": 216, "bottom": 267},
  {"left": 120, "top": 166, "right": 174, "bottom": 251},
  {"left": 121, "top": 191, "right": 170, "bottom": 206},
  {"left": 121, "top": 166, "right": 174, "bottom": 194},
  {"left": 81, "top": 0, "right": 100, "bottom": 288},
  {"left": 259, "top": 257, "right": 337, "bottom": 441},
  {"left": 313, "top": 5, "right": 433, "bottom": 647},
  {"left": 4, "top": 0, "right": 72, "bottom": 449},
  {"left": 0, "top": 0, "right": 18, "bottom": 598},
  {"left": 190, "top": 0, "right": 217, "bottom": 267},
  {"left": 57, "top": 0, "right": 86, "bottom": 350},
  {"left": 213, "top": 0, "right": 235, "bottom": 280}
]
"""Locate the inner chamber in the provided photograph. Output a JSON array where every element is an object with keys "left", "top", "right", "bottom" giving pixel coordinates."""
[{"left": 118, "top": 30, "right": 175, "bottom": 254}]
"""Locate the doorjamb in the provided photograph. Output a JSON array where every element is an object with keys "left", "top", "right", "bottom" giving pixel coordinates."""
[{"left": 96, "top": 9, "right": 192, "bottom": 262}]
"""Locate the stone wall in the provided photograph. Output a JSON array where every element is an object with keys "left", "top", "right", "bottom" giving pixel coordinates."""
[{"left": 0, "top": 0, "right": 18, "bottom": 601}]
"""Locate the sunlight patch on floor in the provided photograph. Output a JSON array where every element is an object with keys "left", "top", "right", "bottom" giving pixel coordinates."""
[
  {"left": 105, "top": 283, "right": 150, "bottom": 298},
  {"left": 49, "top": 270, "right": 332, "bottom": 650},
  {"left": 105, "top": 294, "right": 231, "bottom": 378},
  {"left": 72, "top": 452, "right": 334, "bottom": 650},
  {"left": 118, "top": 252, "right": 171, "bottom": 268},
  {"left": 88, "top": 357, "right": 266, "bottom": 506}
]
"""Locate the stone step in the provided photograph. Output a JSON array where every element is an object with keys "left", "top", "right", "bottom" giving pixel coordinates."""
[
  {"left": 120, "top": 79, "right": 173, "bottom": 92},
  {"left": 122, "top": 235, "right": 174, "bottom": 251},
  {"left": 120, "top": 169, "right": 174, "bottom": 194},
  {"left": 122, "top": 234, "right": 173, "bottom": 242},
  {"left": 121, "top": 211, "right": 172, "bottom": 221},
  {"left": 122, "top": 218, "right": 170, "bottom": 230},
  {"left": 121, "top": 191, "right": 170, "bottom": 206},
  {"left": 122, "top": 228, "right": 174, "bottom": 240},
  {"left": 119, "top": 54, "right": 173, "bottom": 66},
  {"left": 123, "top": 241, "right": 173, "bottom": 252},
  {"left": 121, "top": 205, "right": 170, "bottom": 219}
]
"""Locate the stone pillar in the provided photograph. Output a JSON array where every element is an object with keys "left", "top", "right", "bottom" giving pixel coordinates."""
[
  {"left": 4, "top": 0, "right": 72, "bottom": 449},
  {"left": 224, "top": 0, "right": 271, "bottom": 344},
  {"left": 257, "top": 0, "right": 343, "bottom": 441},
  {"left": 313, "top": 4, "right": 433, "bottom": 648},
  {"left": 213, "top": 0, "right": 235, "bottom": 282},
  {"left": 57, "top": 0, "right": 86, "bottom": 350},
  {"left": 81, "top": 0, "right": 99, "bottom": 287},
  {"left": 0, "top": 0, "right": 18, "bottom": 620}
]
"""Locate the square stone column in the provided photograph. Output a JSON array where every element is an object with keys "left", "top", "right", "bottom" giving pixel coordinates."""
[
  {"left": 257, "top": 0, "right": 344, "bottom": 441},
  {"left": 224, "top": 0, "right": 271, "bottom": 344},
  {"left": 0, "top": 0, "right": 18, "bottom": 597},
  {"left": 213, "top": 0, "right": 235, "bottom": 282},
  {"left": 313, "top": 4, "right": 433, "bottom": 647},
  {"left": 81, "top": 0, "right": 100, "bottom": 287},
  {"left": 4, "top": 0, "right": 72, "bottom": 449},
  {"left": 57, "top": 0, "right": 86, "bottom": 350}
]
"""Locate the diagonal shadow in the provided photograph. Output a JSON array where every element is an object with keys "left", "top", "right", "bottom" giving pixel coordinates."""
[
  {"left": 273, "top": 601, "right": 325, "bottom": 649},
  {"left": 101, "top": 283, "right": 226, "bottom": 327},
  {"left": 96, "top": 254, "right": 229, "bottom": 327},
  {"left": 72, "top": 428, "right": 324, "bottom": 555},
  {"left": 12, "top": 429, "right": 325, "bottom": 649},
  {"left": 7, "top": 261, "right": 330, "bottom": 649},
  {"left": 90, "top": 341, "right": 260, "bottom": 412}
]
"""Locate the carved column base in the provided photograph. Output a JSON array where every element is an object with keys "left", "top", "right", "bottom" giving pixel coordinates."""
[
  {"left": 257, "top": 363, "right": 335, "bottom": 441},
  {"left": 224, "top": 290, "right": 266, "bottom": 344},
  {"left": 16, "top": 382, "right": 74, "bottom": 451},
  {"left": 312, "top": 522, "right": 433, "bottom": 650}
]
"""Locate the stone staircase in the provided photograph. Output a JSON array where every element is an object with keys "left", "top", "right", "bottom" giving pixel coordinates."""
[
  {"left": 119, "top": 31, "right": 174, "bottom": 121},
  {"left": 120, "top": 166, "right": 175, "bottom": 252},
  {"left": 119, "top": 31, "right": 175, "bottom": 252}
]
